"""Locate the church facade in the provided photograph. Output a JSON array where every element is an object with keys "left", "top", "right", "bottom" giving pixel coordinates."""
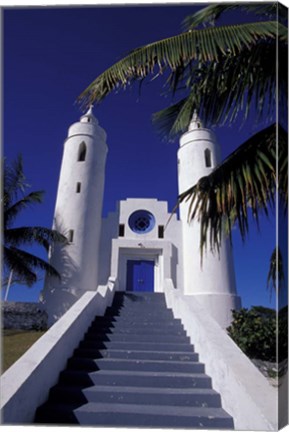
[{"left": 41, "top": 107, "right": 241, "bottom": 327}]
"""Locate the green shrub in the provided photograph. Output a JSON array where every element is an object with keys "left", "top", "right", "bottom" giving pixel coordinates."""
[
  {"left": 278, "top": 306, "right": 288, "bottom": 363},
  {"left": 227, "top": 307, "right": 279, "bottom": 362}
]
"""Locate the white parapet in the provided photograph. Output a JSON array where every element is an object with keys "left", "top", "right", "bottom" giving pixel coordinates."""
[
  {"left": 1, "top": 277, "right": 116, "bottom": 424},
  {"left": 164, "top": 278, "right": 277, "bottom": 431}
]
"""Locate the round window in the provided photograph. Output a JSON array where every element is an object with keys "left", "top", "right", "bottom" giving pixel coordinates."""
[{"left": 128, "top": 210, "right": 155, "bottom": 234}]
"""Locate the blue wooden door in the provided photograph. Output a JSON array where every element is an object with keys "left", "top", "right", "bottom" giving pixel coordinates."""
[{"left": 126, "top": 260, "right": 154, "bottom": 292}]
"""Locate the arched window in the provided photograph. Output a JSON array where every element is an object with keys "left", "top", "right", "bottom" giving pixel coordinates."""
[
  {"left": 204, "top": 148, "right": 212, "bottom": 167},
  {"left": 78, "top": 142, "right": 86, "bottom": 162}
]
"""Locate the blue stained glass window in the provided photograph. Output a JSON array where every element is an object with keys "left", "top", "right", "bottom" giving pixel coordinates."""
[{"left": 128, "top": 210, "right": 155, "bottom": 234}]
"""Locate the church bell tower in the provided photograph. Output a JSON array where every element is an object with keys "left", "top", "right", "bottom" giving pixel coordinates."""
[
  {"left": 41, "top": 107, "right": 108, "bottom": 325},
  {"left": 178, "top": 111, "right": 241, "bottom": 328}
]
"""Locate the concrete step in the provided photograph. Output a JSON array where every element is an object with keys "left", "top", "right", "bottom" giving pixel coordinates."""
[
  {"left": 87, "top": 324, "right": 186, "bottom": 335},
  {"left": 76, "top": 403, "right": 234, "bottom": 428},
  {"left": 93, "top": 319, "right": 185, "bottom": 328},
  {"left": 106, "top": 300, "right": 170, "bottom": 308},
  {"left": 113, "top": 292, "right": 166, "bottom": 302},
  {"left": 66, "top": 357, "right": 205, "bottom": 373},
  {"left": 109, "top": 301, "right": 170, "bottom": 309},
  {"left": 91, "top": 315, "right": 183, "bottom": 326},
  {"left": 104, "top": 310, "right": 175, "bottom": 319},
  {"left": 109, "top": 305, "right": 169, "bottom": 312},
  {"left": 59, "top": 369, "right": 212, "bottom": 389},
  {"left": 114, "top": 292, "right": 165, "bottom": 297},
  {"left": 111, "top": 307, "right": 171, "bottom": 312},
  {"left": 107, "top": 300, "right": 171, "bottom": 307},
  {"left": 36, "top": 402, "right": 234, "bottom": 428},
  {"left": 78, "top": 339, "right": 195, "bottom": 352},
  {"left": 111, "top": 297, "right": 168, "bottom": 304},
  {"left": 83, "top": 332, "right": 190, "bottom": 344},
  {"left": 48, "top": 384, "right": 222, "bottom": 408},
  {"left": 73, "top": 348, "right": 199, "bottom": 362}
]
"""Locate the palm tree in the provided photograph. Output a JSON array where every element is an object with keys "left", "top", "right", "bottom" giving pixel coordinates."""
[
  {"left": 77, "top": 4, "right": 287, "bottom": 283},
  {"left": 3, "top": 155, "right": 67, "bottom": 296},
  {"left": 78, "top": 3, "right": 287, "bottom": 135},
  {"left": 177, "top": 123, "right": 287, "bottom": 255}
]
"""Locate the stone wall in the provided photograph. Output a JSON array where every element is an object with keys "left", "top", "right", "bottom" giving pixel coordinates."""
[{"left": 1, "top": 302, "right": 48, "bottom": 330}]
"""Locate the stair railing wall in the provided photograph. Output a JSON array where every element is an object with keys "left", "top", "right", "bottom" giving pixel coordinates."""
[
  {"left": 1, "top": 277, "right": 117, "bottom": 425},
  {"left": 164, "top": 278, "right": 277, "bottom": 431}
]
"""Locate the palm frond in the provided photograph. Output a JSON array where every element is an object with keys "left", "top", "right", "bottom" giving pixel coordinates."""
[
  {"left": 4, "top": 246, "right": 37, "bottom": 286},
  {"left": 183, "top": 4, "right": 279, "bottom": 30},
  {"left": 178, "top": 123, "right": 286, "bottom": 256},
  {"left": 4, "top": 246, "right": 61, "bottom": 287},
  {"left": 78, "top": 21, "right": 286, "bottom": 108},
  {"left": 4, "top": 191, "right": 44, "bottom": 228},
  {"left": 278, "top": 120, "right": 288, "bottom": 211},
  {"left": 152, "top": 92, "right": 199, "bottom": 140},
  {"left": 3, "top": 155, "right": 28, "bottom": 208},
  {"left": 3, "top": 156, "right": 67, "bottom": 287},
  {"left": 267, "top": 247, "right": 285, "bottom": 299},
  {"left": 152, "top": 40, "right": 287, "bottom": 139},
  {"left": 4, "top": 227, "right": 67, "bottom": 251}
]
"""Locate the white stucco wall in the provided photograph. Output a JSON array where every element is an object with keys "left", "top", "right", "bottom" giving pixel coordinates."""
[
  {"left": 100, "top": 199, "right": 183, "bottom": 292},
  {"left": 41, "top": 109, "right": 108, "bottom": 325},
  {"left": 41, "top": 109, "right": 241, "bottom": 330},
  {"left": 178, "top": 116, "right": 241, "bottom": 327},
  {"left": 98, "top": 209, "right": 120, "bottom": 284}
]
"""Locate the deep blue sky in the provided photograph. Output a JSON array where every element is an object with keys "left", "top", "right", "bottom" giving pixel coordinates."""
[{"left": 3, "top": 4, "right": 286, "bottom": 309}]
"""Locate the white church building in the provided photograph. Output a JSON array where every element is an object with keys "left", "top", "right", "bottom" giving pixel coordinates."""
[
  {"left": 3, "top": 108, "right": 278, "bottom": 431},
  {"left": 41, "top": 107, "right": 241, "bottom": 328}
]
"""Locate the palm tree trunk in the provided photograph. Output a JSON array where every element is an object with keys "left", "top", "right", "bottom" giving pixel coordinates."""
[{"left": 5, "top": 269, "right": 14, "bottom": 301}]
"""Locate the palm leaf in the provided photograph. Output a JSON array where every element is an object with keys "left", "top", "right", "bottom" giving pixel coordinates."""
[
  {"left": 3, "top": 246, "right": 61, "bottom": 287},
  {"left": 3, "top": 156, "right": 67, "bottom": 288},
  {"left": 3, "top": 155, "right": 28, "bottom": 208},
  {"left": 151, "top": 38, "right": 287, "bottom": 139},
  {"left": 267, "top": 247, "right": 285, "bottom": 299},
  {"left": 178, "top": 123, "right": 286, "bottom": 256},
  {"left": 4, "top": 227, "right": 67, "bottom": 251},
  {"left": 78, "top": 21, "right": 286, "bottom": 108},
  {"left": 278, "top": 127, "right": 288, "bottom": 210},
  {"left": 4, "top": 191, "right": 45, "bottom": 228},
  {"left": 183, "top": 4, "right": 280, "bottom": 30},
  {"left": 152, "top": 91, "right": 200, "bottom": 140},
  {"left": 3, "top": 246, "right": 38, "bottom": 286}
]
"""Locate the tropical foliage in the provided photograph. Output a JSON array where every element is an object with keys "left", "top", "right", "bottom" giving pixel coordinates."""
[
  {"left": 267, "top": 247, "right": 285, "bottom": 299},
  {"left": 3, "top": 155, "right": 67, "bottom": 288},
  {"left": 178, "top": 123, "right": 287, "bottom": 255},
  {"left": 78, "top": 4, "right": 288, "bottom": 285},
  {"left": 227, "top": 306, "right": 276, "bottom": 361},
  {"left": 227, "top": 305, "right": 287, "bottom": 363},
  {"left": 79, "top": 3, "right": 287, "bottom": 136}
]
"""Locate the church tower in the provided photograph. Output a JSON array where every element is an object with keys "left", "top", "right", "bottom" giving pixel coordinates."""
[
  {"left": 178, "top": 111, "right": 241, "bottom": 328},
  {"left": 41, "top": 107, "right": 108, "bottom": 325}
]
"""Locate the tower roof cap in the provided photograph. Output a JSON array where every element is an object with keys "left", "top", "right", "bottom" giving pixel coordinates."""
[
  {"left": 80, "top": 105, "right": 98, "bottom": 125},
  {"left": 188, "top": 110, "right": 203, "bottom": 131}
]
